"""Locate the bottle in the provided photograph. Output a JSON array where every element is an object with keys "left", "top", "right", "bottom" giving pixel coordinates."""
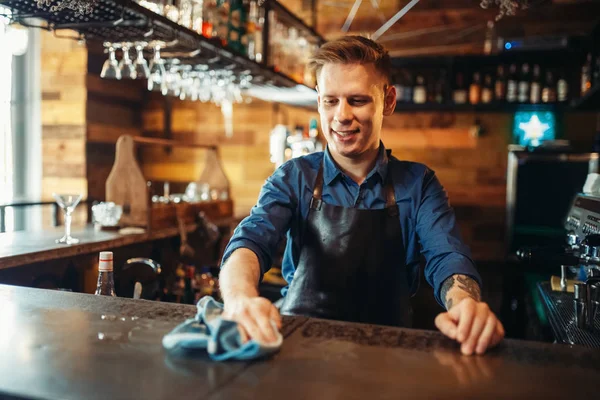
[
  {"left": 483, "top": 21, "right": 495, "bottom": 55},
  {"left": 191, "top": 0, "right": 204, "bottom": 35},
  {"left": 506, "top": 64, "right": 518, "bottom": 103},
  {"left": 452, "top": 73, "right": 467, "bottom": 104},
  {"left": 202, "top": 0, "right": 216, "bottom": 37},
  {"left": 517, "top": 63, "right": 530, "bottom": 103},
  {"left": 198, "top": 266, "right": 217, "bottom": 299},
  {"left": 469, "top": 72, "right": 481, "bottom": 104},
  {"left": 427, "top": 77, "right": 436, "bottom": 104},
  {"left": 165, "top": 0, "right": 180, "bottom": 23},
  {"left": 394, "top": 72, "right": 405, "bottom": 103},
  {"left": 254, "top": 4, "right": 265, "bottom": 63},
  {"left": 227, "top": 0, "right": 247, "bottom": 55},
  {"left": 541, "top": 70, "right": 557, "bottom": 103},
  {"left": 593, "top": 55, "right": 600, "bottom": 88},
  {"left": 246, "top": 0, "right": 257, "bottom": 59},
  {"left": 413, "top": 75, "right": 427, "bottom": 104},
  {"left": 557, "top": 70, "right": 569, "bottom": 102},
  {"left": 215, "top": 0, "right": 230, "bottom": 45},
  {"left": 183, "top": 265, "right": 196, "bottom": 305},
  {"left": 530, "top": 64, "right": 541, "bottom": 104},
  {"left": 582, "top": 53, "right": 592, "bottom": 96},
  {"left": 403, "top": 72, "right": 414, "bottom": 103},
  {"left": 179, "top": 0, "right": 194, "bottom": 28},
  {"left": 494, "top": 65, "right": 506, "bottom": 102},
  {"left": 481, "top": 74, "right": 493, "bottom": 104},
  {"left": 434, "top": 70, "right": 446, "bottom": 104},
  {"left": 308, "top": 118, "right": 318, "bottom": 138},
  {"left": 95, "top": 251, "right": 116, "bottom": 297},
  {"left": 246, "top": 0, "right": 258, "bottom": 60}
]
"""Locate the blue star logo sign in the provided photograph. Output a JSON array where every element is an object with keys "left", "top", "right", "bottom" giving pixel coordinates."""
[
  {"left": 514, "top": 112, "right": 555, "bottom": 147},
  {"left": 519, "top": 115, "right": 550, "bottom": 147}
]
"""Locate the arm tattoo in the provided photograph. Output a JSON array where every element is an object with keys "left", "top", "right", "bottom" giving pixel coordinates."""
[{"left": 440, "top": 274, "right": 481, "bottom": 310}]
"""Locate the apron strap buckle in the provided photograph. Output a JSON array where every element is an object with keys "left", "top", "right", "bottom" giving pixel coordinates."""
[{"left": 310, "top": 198, "right": 322, "bottom": 210}]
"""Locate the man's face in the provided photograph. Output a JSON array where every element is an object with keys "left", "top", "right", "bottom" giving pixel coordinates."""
[{"left": 317, "top": 62, "right": 396, "bottom": 161}]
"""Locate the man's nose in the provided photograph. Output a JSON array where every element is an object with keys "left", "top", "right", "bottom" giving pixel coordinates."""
[{"left": 334, "top": 100, "right": 352, "bottom": 124}]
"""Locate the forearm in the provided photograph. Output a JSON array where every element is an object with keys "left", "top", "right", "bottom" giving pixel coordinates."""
[
  {"left": 440, "top": 274, "right": 482, "bottom": 310},
  {"left": 220, "top": 248, "right": 261, "bottom": 302}
]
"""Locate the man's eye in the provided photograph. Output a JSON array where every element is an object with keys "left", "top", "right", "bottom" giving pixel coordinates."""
[
  {"left": 323, "top": 99, "right": 337, "bottom": 106},
  {"left": 350, "top": 99, "right": 367, "bottom": 105}
]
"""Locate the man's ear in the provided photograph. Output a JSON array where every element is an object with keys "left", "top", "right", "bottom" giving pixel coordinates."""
[{"left": 383, "top": 84, "right": 397, "bottom": 116}]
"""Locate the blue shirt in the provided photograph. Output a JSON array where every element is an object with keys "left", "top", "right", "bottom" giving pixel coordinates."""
[{"left": 222, "top": 142, "right": 481, "bottom": 306}]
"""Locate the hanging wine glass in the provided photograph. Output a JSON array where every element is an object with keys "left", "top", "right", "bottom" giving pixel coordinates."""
[
  {"left": 147, "top": 42, "right": 167, "bottom": 95},
  {"left": 119, "top": 42, "right": 136, "bottom": 79},
  {"left": 164, "top": 59, "right": 182, "bottom": 98},
  {"left": 100, "top": 42, "right": 121, "bottom": 80},
  {"left": 178, "top": 65, "right": 194, "bottom": 101},
  {"left": 197, "top": 65, "right": 212, "bottom": 103},
  {"left": 133, "top": 42, "right": 150, "bottom": 80}
]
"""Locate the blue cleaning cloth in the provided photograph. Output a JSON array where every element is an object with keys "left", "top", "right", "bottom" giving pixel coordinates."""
[{"left": 162, "top": 296, "right": 283, "bottom": 361}]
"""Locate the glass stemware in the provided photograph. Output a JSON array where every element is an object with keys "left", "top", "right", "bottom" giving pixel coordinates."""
[
  {"left": 100, "top": 42, "right": 121, "bottom": 80},
  {"left": 178, "top": 65, "right": 194, "bottom": 100},
  {"left": 134, "top": 42, "right": 150, "bottom": 80},
  {"left": 119, "top": 43, "right": 136, "bottom": 79},
  {"left": 53, "top": 193, "right": 83, "bottom": 245},
  {"left": 164, "top": 60, "right": 182, "bottom": 98},
  {"left": 148, "top": 43, "right": 167, "bottom": 95}
]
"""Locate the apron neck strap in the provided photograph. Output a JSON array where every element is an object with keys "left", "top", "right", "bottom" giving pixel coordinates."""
[{"left": 384, "top": 168, "right": 396, "bottom": 208}]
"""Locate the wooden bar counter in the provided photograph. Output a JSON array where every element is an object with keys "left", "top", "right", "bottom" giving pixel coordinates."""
[{"left": 0, "top": 284, "right": 598, "bottom": 400}]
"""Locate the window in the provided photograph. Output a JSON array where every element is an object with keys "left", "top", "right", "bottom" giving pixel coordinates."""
[
  {"left": 0, "top": 9, "right": 41, "bottom": 233},
  {"left": 0, "top": 9, "right": 14, "bottom": 207}
]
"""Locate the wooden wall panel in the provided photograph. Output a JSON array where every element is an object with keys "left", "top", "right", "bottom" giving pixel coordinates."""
[
  {"left": 141, "top": 95, "right": 320, "bottom": 216},
  {"left": 41, "top": 31, "right": 87, "bottom": 215}
]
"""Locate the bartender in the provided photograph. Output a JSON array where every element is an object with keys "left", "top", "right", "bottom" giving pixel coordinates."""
[{"left": 219, "top": 36, "right": 504, "bottom": 355}]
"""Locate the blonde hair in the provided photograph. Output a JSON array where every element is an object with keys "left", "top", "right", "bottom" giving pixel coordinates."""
[{"left": 308, "top": 36, "right": 392, "bottom": 84}]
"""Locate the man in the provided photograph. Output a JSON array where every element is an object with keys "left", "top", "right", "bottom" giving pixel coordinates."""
[{"left": 220, "top": 36, "right": 504, "bottom": 356}]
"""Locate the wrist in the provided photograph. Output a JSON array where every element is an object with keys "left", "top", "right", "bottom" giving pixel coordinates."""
[
  {"left": 223, "top": 289, "right": 259, "bottom": 305},
  {"left": 440, "top": 274, "right": 482, "bottom": 310}
]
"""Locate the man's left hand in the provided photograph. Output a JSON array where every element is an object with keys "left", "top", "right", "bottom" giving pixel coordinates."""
[{"left": 434, "top": 298, "right": 505, "bottom": 355}]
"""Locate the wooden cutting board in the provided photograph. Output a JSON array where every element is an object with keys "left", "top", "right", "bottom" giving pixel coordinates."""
[{"left": 105, "top": 135, "right": 148, "bottom": 227}]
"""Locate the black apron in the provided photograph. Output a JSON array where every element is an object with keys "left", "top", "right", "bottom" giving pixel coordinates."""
[{"left": 280, "top": 155, "right": 411, "bottom": 327}]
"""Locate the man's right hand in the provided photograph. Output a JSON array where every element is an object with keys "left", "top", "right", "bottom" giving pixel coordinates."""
[{"left": 222, "top": 295, "right": 282, "bottom": 344}]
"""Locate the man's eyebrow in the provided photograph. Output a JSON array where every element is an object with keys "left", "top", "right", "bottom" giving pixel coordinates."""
[{"left": 322, "top": 93, "right": 373, "bottom": 98}]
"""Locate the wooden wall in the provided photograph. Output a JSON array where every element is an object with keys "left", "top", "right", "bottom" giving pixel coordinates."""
[
  {"left": 141, "top": 95, "right": 318, "bottom": 216},
  {"left": 40, "top": 30, "right": 88, "bottom": 226}
]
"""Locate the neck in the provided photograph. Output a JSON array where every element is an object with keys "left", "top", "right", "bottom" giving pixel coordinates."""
[{"left": 330, "top": 145, "right": 380, "bottom": 185}]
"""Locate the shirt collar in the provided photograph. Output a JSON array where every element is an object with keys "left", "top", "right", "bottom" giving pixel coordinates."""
[{"left": 323, "top": 141, "right": 389, "bottom": 186}]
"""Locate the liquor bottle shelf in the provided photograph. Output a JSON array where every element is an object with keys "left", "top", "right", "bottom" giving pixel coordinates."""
[
  {"left": 2, "top": 0, "right": 321, "bottom": 94},
  {"left": 394, "top": 102, "right": 570, "bottom": 113}
]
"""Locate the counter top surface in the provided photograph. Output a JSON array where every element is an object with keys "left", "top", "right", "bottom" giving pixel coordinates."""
[
  {"left": 0, "top": 284, "right": 599, "bottom": 400},
  {"left": 0, "top": 223, "right": 199, "bottom": 270}
]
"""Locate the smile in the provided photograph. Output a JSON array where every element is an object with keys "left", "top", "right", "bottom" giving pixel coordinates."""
[{"left": 332, "top": 129, "right": 359, "bottom": 137}]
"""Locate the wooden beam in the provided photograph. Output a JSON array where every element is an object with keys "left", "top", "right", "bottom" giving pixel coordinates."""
[{"left": 316, "top": 1, "right": 600, "bottom": 39}]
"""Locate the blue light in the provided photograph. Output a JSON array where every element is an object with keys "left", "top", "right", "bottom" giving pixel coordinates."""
[
  {"left": 505, "top": 42, "right": 512, "bottom": 50},
  {"left": 513, "top": 111, "right": 556, "bottom": 147}
]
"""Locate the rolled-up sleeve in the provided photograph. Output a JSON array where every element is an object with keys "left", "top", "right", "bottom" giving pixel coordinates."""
[
  {"left": 416, "top": 168, "right": 482, "bottom": 306},
  {"left": 220, "top": 162, "right": 297, "bottom": 279}
]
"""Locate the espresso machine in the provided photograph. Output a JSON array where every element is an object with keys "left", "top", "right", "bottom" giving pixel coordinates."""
[{"left": 517, "top": 177, "right": 600, "bottom": 347}]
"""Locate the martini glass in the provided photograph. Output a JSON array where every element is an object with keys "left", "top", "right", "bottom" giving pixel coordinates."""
[{"left": 53, "top": 193, "right": 83, "bottom": 245}]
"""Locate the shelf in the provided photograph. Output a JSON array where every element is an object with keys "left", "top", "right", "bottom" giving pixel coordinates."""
[
  {"left": 3, "top": 0, "right": 320, "bottom": 97},
  {"left": 394, "top": 102, "right": 569, "bottom": 113},
  {"left": 571, "top": 84, "right": 600, "bottom": 111}
]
